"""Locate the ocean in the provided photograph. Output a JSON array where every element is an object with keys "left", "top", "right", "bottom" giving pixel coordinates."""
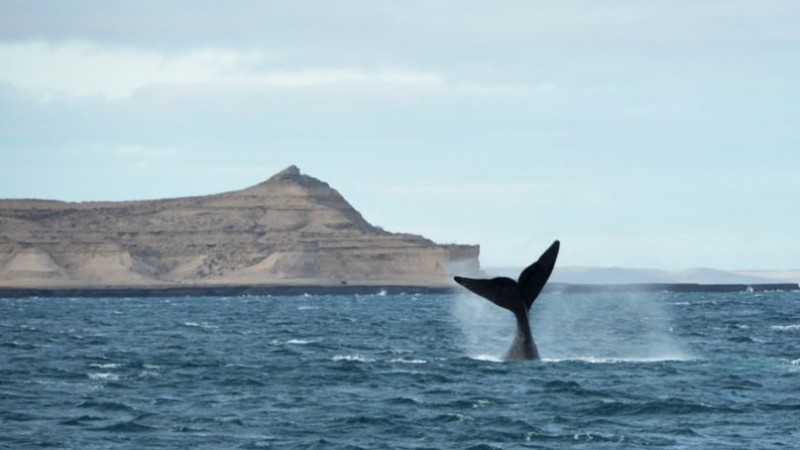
[{"left": 2, "top": 290, "right": 799, "bottom": 449}]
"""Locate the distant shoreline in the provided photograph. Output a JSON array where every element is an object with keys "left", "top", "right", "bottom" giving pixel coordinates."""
[{"left": 0, "top": 282, "right": 797, "bottom": 298}]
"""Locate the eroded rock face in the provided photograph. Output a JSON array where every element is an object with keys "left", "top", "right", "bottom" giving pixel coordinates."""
[{"left": 0, "top": 166, "right": 480, "bottom": 287}]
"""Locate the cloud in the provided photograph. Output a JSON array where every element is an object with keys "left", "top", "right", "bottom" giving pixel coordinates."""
[
  {"left": 3, "top": 2, "right": 798, "bottom": 53},
  {"left": 10, "top": 2, "right": 797, "bottom": 102},
  {"left": 0, "top": 41, "right": 445, "bottom": 100},
  {"left": 0, "top": 40, "right": 562, "bottom": 104}
]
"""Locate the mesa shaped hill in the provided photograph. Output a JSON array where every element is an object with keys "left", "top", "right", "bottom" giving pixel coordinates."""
[{"left": 0, "top": 166, "right": 480, "bottom": 288}]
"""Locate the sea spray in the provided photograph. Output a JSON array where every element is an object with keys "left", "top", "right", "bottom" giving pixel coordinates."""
[
  {"left": 533, "top": 292, "right": 695, "bottom": 361},
  {"left": 451, "top": 293, "right": 515, "bottom": 360},
  {"left": 452, "top": 290, "right": 694, "bottom": 362}
]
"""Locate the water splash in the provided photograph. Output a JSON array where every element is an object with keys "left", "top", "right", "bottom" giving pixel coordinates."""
[
  {"left": 534, "top": 292, "right": 695, "bottom": 362},
  {"left": 451, "top": 293, "right": 515, "bottom": 360},
  {"left": 452, "top": 291, "right": 695, "bottom": 362}
]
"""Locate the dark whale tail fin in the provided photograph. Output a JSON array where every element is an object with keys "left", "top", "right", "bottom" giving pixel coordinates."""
[
  {"left": 453, "top": 276, "right": 525, "bottom": 314},
  {"left": 453, "top": 240, "right": 560, "bottom": 313},
  {"left": 518, "top": 240, "right": 560, "bottom": 310},
  {"left": 453, "top": 240, "right": 560, "bottom": 362}
]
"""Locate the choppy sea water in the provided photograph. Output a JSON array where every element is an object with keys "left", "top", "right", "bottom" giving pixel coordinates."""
[{"left": 2, "top": 290, "right": 799, "bottom": 449}]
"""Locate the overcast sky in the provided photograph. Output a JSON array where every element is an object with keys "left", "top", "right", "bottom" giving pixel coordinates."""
[{"left": 1, "top": 1, "right": 798, "bottom": 269}]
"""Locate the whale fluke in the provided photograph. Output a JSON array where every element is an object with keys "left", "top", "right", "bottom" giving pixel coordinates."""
[
  {"left": 454, "top": 240, "right": 560, "bottom": 361},
  {"left": 452, "top": 276, "right": 522, "bottom": 313},
  {"left": 518, "top": 240, "right": 560, "bottom": 310}
]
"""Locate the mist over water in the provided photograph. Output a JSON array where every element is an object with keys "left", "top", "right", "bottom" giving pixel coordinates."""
[
  {"left": 453, "top": 291, "right": 694, "bottom": 362},
  {"left": 452, "top": 294, "right": 513, "bottom": 360}
]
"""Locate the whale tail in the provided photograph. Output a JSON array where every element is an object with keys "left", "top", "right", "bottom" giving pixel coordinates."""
[
  {"left": 518, "top": 240, "right": 560, "bottom": 309},
  {"left": 453, "top": 240, "right": 560, "bottom": 361},
  {"left": 452, "top": 275, "right": 526, "bottom": 314},
  {"left": 454, "top": 240, "right": 560, "bottom": 312}
]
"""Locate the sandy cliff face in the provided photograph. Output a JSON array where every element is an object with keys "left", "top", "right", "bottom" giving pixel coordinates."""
[{"left": 0, "top": 166, "right": 480, "bottom": 287}]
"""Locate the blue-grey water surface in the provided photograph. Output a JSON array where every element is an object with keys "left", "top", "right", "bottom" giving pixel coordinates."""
[{"left": 2, "top": 291, "right": 799, "bottom": 449}]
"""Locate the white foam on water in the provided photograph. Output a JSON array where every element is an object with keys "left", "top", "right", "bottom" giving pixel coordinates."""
[
  {"left": 270, "top": 338, "right": 314, "bottom": 345},
  {"left": 182, "top": 321, "right": 219, "bottom": 331},
  {"left": 332, "top": 354, "right": 373, "bottom": 363},
  {"left": 389, "top": 358, "right": 427, "bottom": 364},
  {"left": 88, "top": 372, "right": 120, "bottom": 381},
  {"left": 771, "top": 324, "right": 800, "bottom": 331},
  {"left": 469, "top": 354, "right": 503, "bottom": 363},
  {"left": 542, "top": 354, "right": 698, "bottom": 364},
  {"left": 136, "top": 371, "right": 159, "bottom": 379},
  {"left": 89, "top": 363, "right": 121, "bottom": 369}
]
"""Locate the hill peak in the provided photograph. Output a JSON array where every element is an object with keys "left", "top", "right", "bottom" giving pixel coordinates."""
[
  {"left": 241, "top": 165, "right": 332, "bottom": 193},
  {"left": 270, "top": 165, "right": 302, "bottom": 181}
]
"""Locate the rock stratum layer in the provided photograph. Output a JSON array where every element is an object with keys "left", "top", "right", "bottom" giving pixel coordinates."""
[{"left": 0, "top": 166, "right": 480, "bottom": 288}]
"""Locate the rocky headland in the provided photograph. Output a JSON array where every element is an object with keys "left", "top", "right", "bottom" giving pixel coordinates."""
[{"left": 0, "top": 166, "right": 480, "bottom": 292}]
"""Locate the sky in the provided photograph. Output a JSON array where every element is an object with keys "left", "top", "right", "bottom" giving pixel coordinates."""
[{"left": 1, "top": 1, "right": 798, "bottom": 270}]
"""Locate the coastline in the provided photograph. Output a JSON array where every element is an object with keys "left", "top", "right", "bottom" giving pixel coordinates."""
[{"left": 0, "top": 282, "right": 797, "bottom": 298}]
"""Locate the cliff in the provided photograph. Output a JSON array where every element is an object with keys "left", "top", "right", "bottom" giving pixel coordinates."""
[{"left": 0, "top": 166, "right": 480, "bottom": 288}]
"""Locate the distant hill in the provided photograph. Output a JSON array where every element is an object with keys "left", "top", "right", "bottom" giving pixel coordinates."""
[
  {"left": 0, "top": 166, "right": 479, "bottom": 288},
  {"left": 487, "top": 266, "right": 800, "bottom": 285}
]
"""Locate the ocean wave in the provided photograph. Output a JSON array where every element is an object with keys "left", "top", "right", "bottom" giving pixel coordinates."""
[
  {"left": 0, "top": 340, "right": 36, "bottom": 349},
  {"left": 714, "top": 324, "right": 751, "bottom": 331},
  {"left": 471, "top": 399, "right": 492, "bottom": 409},
  {"left": 387, "top": 396, "right": 422, "bottom": 406},
  {"left": 431, "top": 413, "right": 474, "bottom": 424},
  {"left": 543, "top": 380, "right": 583, "bottom": 392},
  {"left": 181, "top": 321, "right": 219, "bottom": 331},
  {"left": 332, "top": 354, "right": 374, "bottom": 363},
  {"left": 87, "top": 372, "right": 120, "bottom": 381},
  {"left": 59, "top": 415, "right": 105, "bottom": 426},
  {"left": 269, "top": 338, "right": 314, "bottom": 346},
  {"left": 771, "top": 324, "right": 800, "bottom": 331},
  {"left": 93, "top": 420, "right": 157, "bottom": 433},
  {"left": 528, "top": 431, "right": 677, "bottom": 447},
  {"left": 388, "top": 358, "right": 427, "bottom": 364},
  {"left": 542, "top": 355, "right": 697, "bottom": 364},
  {"left": 469, "top": 354, "right": 503, "bottom": 363},
  {"left": 136, "top": 370, "right": 160, "bottom": 379},
  {"left": 77, "top": 400, "right": 135, "bottom": 412},
  {"left": 580, "top": 398, "right": 740, "bottom": 416},
  {"left": 728, "top": 336, "right": 758, "bottom": 343},
  {"left": 89, "top": 363, "right": 121, "bottom": 369}
]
